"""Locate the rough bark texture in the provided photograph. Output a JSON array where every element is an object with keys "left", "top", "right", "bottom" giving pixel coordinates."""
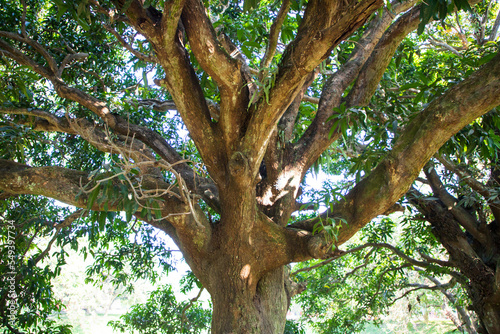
[
  {"left": 408, "top": 162, "right": 500, "bottom": 333},
  {"left": 1, "top": 0, "right": 500, "bottom": 332}
]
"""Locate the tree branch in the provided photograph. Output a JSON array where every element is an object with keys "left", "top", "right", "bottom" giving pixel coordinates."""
[
  {"left": 0, "top": 159, "right": 212, "bottom": 257},
  {"left": 162, "top": 0, "right": 187, "bottom": 41},
  {"left": 0, "top": 31, "right": 58, "bottom": 74},
  {"left": 437, "top": 154, "right": 500, "bottom": 222},
  {"left": 109, "top": 0, "right": 222, "bottom": 182},
  {"left": 424, "top": 164, "right": 487, "bottom": 245},
  {"left": 0, "top": 107, "right": 220, "bottom": 212},
  {"left": 291, "top": 51, "right": 500, "bottom": 258},
  {"left": 293, "top": 0, "right": 417, "bottom": 170},
  {"left": 181, "top": 0, "right": 241, "bottom": 93},
  {"left": 347, "top": 0, "right": 481, "bottom": 106},
  {"left": 291, "top": 240, "right": 440, "bottom": 275},
  {"left": 489, "top": 7, "right": 500, "bottom": 42},
  {"left": 104, "top": 25, "right": 158, "bottom": 63},
  {"left": 390, "top": 278, "right": 455, "bottom": 306},
  {"left": 0, "top": 22, "right": 222, "bottom": 204},
  {"left": 241, "top": 0, "right": 383, "bottom": 178},
  {"left": 345, "top": 4, "right": 421, "bottom": 107},
  {"left": 427, "top": 34, "right": 463, "bottom": 57},
  {"left": 260, "top": 0, "right": 291, "bottom": 70},
  {"left": 0, "top": 37, "right": 54, "bottom": 78},
  {"left": 181, "top": 0, "right": 250, "bottom": 154}
]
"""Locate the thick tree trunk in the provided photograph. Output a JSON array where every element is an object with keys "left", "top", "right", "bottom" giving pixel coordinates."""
[
  {"left": 203, "top": 185, "right": 290, "bottom": 334},
  {"left": 210, "top": 267, "right": 288, "bottom": 334},
  {"left": 476, "top": 303, "right": 500, "bottom": 334}
]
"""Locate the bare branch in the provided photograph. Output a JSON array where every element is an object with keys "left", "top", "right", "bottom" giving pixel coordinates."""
[
  {"left": 0, "top": 30, "right": 58, "bottom": 74},
  {"left": 180, "top": 287, "right": 204, "bottom": 330},
  {"left": 302, "top": 95, "right": 320, "bottom": 104},
  {"left": 418, "top": 251, "right": 454, "bottom": 267},
  {"left": 104, "top": 25, "right": 158, "bottom": 63},
  {"left": 134, "top": 98, "right": 220, "bottom": 120},
  {"left": 0, "top": 159, "right": 212, "bottom": 256},
  {"left": 424, "top": 164, "right": 487, "bottom": 245},
  {"left": 32, "top": 210, "right": 87, "bottom": 266},
  {"left": 0, "top": 107, "right": 220, "bottom": 211},
  {"left": 115, "top": 9, "right": 221, "bottom": 181},
  {"left": 390, "top": 278, "right": 455, "bottom": 306},
  {"left": 20, "top": 0, "right": 27, "bottom": 37},
  {"left": 57, "top": 53, "right": 90, "bottom": 77},
  {"left": 427, "top": 34, "right": 463, "bottom": 57},
  {"left": 490, "top": 7, "right": 500, "bottom": 42},
  {"left": 261, "top": 0, "right": 291, "bottom": 70},
  {"left": 292, "top": 241, "right": 437, "bottom": 275},
  {"left": 437, "top": 154, "right": 500, "bottom": 221}
]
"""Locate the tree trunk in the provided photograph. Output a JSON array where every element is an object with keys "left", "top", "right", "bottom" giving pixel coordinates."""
[
  {"left": 475, "top": 303, "right": 500, "bottom": 334},
  {"left": 202, "top": 185, "right": 290, "bottom": 334},
  {"left": 408, "top": 189, "right": 500, "bottom": 334},
  {"left": 210, "top": 267, "right": 288, "bottom": 334}
]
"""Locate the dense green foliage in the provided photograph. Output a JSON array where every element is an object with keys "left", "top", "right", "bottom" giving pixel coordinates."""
[{"left": 1, "top": 0, "right": 499, "bottom": 333}]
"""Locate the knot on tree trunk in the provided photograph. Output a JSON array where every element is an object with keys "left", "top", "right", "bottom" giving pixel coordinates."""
[{"left": 229, "top": 151, "right": 248, "bottom": 177}]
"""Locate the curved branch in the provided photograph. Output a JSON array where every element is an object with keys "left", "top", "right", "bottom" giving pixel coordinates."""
[
  {"left": 241, "top": 0, "right": 383, "bottom": 176},
  {"left": 293, "top": 0, "right": 417, "bottom": 170},
  {"left": 0, "top": 21, "right": 221, "bottom": 205},
  {"left": 346, "top": 4, "right": 421, "bottom": 107},
  {"left": 292, "top": 241, "right": 437, "bottom": 273},
  {"left": 181, "top": 0, "right": 248, "bottom": 153},
  {"left": 104, "top": 25, "right": 158, "bottom": 63},
  {"left": 260, "top": 0, "right": 291, "bottom": 70},
  {"left": 0, "top": 31, "right": 58, "bottom": 74},
  {"left": 437, "top": 154, "right": 500, "bottom": 222},
  {"left": 0, "top": 159, "right": 212, "bottom": 256},
  {"left": 390, "top": 278, "right": 455, "bottom": 306},
  {"left": 291, "top": 51, "right": 500, "bottom": 257},
  {"left": 0, "top": 38, "right": 54, "bottom": 78},
  {"left": 0, "top": 107, "right": 220, "bottom": 212},
  {"left": 346, "top": 0, "right": 481, "bottom": 106},
  {"left": 424, "top": 164, "right": 487, "bottom": 245}
]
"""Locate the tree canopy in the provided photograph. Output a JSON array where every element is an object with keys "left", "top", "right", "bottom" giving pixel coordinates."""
[{"left": 0, "top": 0, "right": 499, "bottom": 333}]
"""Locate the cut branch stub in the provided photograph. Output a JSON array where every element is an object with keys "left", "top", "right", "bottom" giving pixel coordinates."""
[{"left": 228, "top": 151, "right": 249, "bottom": 179}]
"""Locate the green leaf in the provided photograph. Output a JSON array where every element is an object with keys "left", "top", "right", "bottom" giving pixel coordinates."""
[
  {"left": 98, "top": 211, "right": 106, "bottom": 230},
  {"left": 243, "top": 0, "right": 259, "bottom": 12},
  {"left": 152, "top": 201, "right": 162, "bottom": 220},
  {"left": 87, "top": 186, "right": 100, "bottom": 209}
]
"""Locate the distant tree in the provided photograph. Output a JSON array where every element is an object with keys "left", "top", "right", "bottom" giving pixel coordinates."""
[{"left": 0, "top": 0, "right": 499, "bottom": 333}]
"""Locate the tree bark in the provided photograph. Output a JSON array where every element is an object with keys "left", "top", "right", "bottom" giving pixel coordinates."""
[
  {"left": 408, "top": 188, "right": 500, "bottom": 334},
  {"left": 210, "top": 267, "right": 288, "bottom": 334}
]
